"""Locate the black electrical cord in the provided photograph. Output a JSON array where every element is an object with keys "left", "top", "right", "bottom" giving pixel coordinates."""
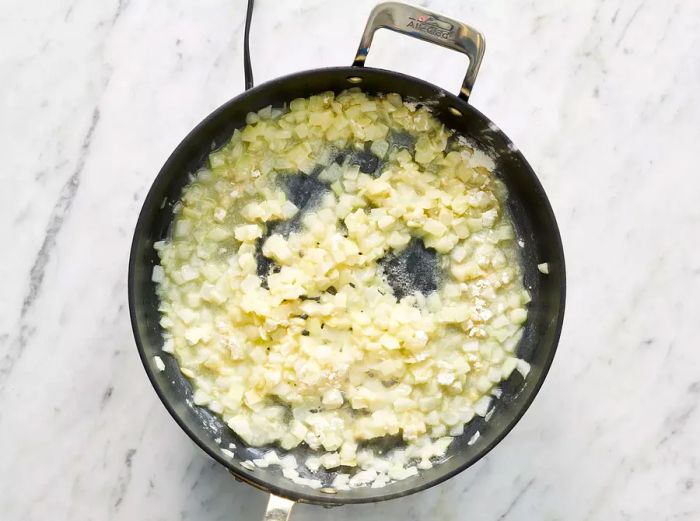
[{"left": 243, "top": 0, "right": 255, "bottom": 90}]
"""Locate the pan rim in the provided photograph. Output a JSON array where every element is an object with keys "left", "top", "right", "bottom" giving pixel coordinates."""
[{"left": 128, "top": 65, "right": 566, "bottom": 505}]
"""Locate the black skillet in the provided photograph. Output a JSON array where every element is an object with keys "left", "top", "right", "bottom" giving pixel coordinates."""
[{"left": 128, "top": 2, "right": 566, "bottom": 518}]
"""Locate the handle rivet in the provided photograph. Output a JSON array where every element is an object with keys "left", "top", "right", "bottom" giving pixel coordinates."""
[
  {"left": 448, "top": 107, "right": 462, "bottom": 117},
  {"left": 347, "top": 76, "right": 364, "bottom": 84}
]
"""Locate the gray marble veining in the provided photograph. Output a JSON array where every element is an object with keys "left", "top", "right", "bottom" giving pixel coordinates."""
[{"left": 1, "top": 0, "right": 699, "bottom": 519}]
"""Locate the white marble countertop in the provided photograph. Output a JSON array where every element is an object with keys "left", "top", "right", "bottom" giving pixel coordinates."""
[{"left": 2, "top": 0, "right": 700, "bottom": 519}]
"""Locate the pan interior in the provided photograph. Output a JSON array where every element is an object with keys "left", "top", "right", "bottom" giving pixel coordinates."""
[{"left": 129, "top": 66, "right": 565, "bottom": 505}]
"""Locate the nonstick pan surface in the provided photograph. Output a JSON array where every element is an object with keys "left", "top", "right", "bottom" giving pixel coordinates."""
[{"left": 129, "top": 1, "right": 565, "bottom": 511}]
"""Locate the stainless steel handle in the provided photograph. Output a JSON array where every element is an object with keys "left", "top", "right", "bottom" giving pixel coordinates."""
[
  {"left": 262, "top": 494, "right": 295, "bottom": 521},
  {"left": 352, "top": 1, "right": 485, "bottom": 102}
]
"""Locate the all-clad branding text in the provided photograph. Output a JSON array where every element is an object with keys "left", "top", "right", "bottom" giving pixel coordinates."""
[{"left": 407, "top": 15, "right": 454, "bottom": 40}]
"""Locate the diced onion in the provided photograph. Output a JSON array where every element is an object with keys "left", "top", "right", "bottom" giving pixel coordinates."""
[{"left": 154, "top": 90, "right": 530, "bottom": 490}]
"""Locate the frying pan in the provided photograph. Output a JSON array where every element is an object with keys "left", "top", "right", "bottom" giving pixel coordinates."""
[{"left": 128, "top": 2, "right": 566, "bottom": 518}]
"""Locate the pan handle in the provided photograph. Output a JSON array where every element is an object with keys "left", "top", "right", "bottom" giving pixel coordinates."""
[
  {"left": 352, "top": 1, "right": 485, "bottom": 102},
  {"left": 261, "top": 494, "right": 295, "bottom": 521}
]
